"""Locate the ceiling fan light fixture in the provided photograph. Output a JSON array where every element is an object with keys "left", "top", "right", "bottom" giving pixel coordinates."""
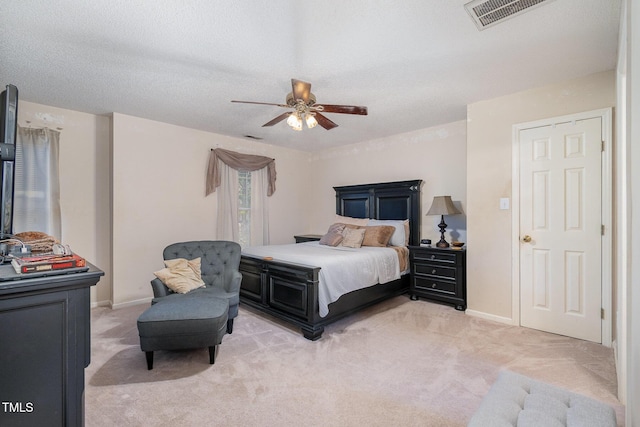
[
  {"left": 305, "top": 113, "right": 318, "bottom": 129},
  {"left": 287, "top": 113, "right": 303, "bottom": 131}
]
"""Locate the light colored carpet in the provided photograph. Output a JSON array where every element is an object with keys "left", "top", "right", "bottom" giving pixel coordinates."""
[{"left": 85, "top": 297, "right": 624, "bottom": 426}]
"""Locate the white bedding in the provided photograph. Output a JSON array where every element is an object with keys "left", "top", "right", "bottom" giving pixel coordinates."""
[{"left": 242, "top": 241, "right": 404, "bottom": 317}]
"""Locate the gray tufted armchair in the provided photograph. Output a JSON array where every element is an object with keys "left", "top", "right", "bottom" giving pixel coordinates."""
[{"left": 150, "top": 240, "right": 242, "bottom": 334}]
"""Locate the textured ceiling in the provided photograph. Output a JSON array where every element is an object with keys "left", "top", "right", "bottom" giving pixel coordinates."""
[{"left": 0, "top": 0, "right": 621, "bottom": 151}]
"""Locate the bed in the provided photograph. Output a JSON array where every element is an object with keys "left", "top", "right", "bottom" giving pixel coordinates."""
[{"left": 239, "top": 179, "right": 422, "bottom": 340}]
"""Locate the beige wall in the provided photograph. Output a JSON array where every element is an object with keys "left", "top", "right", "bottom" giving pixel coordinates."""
[
  {"left": 466, "top": 70, "right": 616, "bottom": 321},
  {"left": 111, "top": 114, "right": 310, "bottom": 306},
  {"left": 17, "top": 101, "right": 112, "bottom": 305},
  {"left": 307, "top": 120, "right": 468, "bottom": 245}
]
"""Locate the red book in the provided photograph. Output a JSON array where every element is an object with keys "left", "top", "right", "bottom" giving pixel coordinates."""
[{"left": 11, "top": 253, "right": 86, "bottom": 274}]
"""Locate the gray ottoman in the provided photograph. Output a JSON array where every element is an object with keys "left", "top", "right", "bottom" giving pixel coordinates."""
[
  {"left": 137, "top": 296, "right": 228, "bottom": 370},
  {"left": 468, "top": 370, "right": 617, "bottom": 427}
]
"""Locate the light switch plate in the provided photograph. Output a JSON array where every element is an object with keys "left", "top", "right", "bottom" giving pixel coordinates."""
[{"left": 500, "top": 198, "right": 510, "bottom": 210}]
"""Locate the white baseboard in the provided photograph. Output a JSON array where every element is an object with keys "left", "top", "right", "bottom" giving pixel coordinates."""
[
  {"left": 465, "top": 309, "right": 517, "bottom": 326},
  {"left": 111, "top": 297, "right": 152, "bottom": 309},
  {"left": 90, "top": 300, "right": 113, "bottom": 309}
]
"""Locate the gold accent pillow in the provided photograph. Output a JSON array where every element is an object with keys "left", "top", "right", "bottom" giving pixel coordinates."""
[
  {"left": 362, "top": 225, "right": 396, "bottom": 247},
  {"left": 154, "top": 257, "right": 205, "bottom": 294},
  {"left": 340, "top": 227, "right": 366, "bottom": 248}
]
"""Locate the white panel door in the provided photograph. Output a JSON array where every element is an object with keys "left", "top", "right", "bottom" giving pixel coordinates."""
[{"left": 519, "top": 117, "right": 602, "bottom": 343}]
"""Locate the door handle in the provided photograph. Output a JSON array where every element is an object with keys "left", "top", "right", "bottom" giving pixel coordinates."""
[{"left": 522, "top": 235, "right": 532, "bottom": 243}]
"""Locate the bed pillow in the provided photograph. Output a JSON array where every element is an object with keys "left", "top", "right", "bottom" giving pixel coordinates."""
[
  {"left": 335, "top": 214, "right": 369, "bottom": 227},
  {"left": 362, "top": 225, "right": 396, "bottom": 247},
  {"left": 340, "top": 227, "right": 366, "bottom": 248},
  {"left": 154, "top": 257, "right": 205, "bottom": 294},
  {"left": 319, "top": 223, "right": 346, "bottom": 246},
  {"left": 368, "top": 219, "right": 409, "bottom": 246}
]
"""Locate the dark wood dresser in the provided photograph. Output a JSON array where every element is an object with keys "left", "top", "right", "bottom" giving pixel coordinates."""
[
  {"left": 0, "top": 262, "right": 103, "bottom": 426},
  {"left": 408, "top": 246, "right": 466, "bottom": 311}
]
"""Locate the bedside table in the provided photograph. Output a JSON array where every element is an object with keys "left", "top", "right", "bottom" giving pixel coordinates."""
[
  {"left": 294, "top": 234, "right": 322, "bottom": 243},
  {"left": 408, "top": 245, "right": 466, "bottom": 311}
]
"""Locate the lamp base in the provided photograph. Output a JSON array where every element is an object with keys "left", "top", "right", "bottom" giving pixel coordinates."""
[
  {"left": 436, "top": 215, "right": 450, "bottom": 248},
  {"left": 436, "top": 240, "right": 450, "bottom": 248}
]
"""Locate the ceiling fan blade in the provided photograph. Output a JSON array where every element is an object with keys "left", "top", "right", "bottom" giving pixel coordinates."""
[
  {"left": 262, "top": 112, "right": 291, "bottom": 127},
  {"left": 314, "top": 113, "right": 339, "bottom": 130},
  {"left": 291, "top": 79, "right": 311, "bottom": 103},
  {"left": 232, "top": 100, "right": 289, "bottom": 108},
  {"left": 316, "top": 104, "right": 368, "bottom": 115}
]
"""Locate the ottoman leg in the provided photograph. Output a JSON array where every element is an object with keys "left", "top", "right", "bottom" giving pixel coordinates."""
[
  {"left": 227, "top": 318, "right": 234, "bottom": 334},
  {"left": 146, "top": 351, "right": 154, "bottom": 370},
  {"left": 209, "top": 345, "right": 218, "bottom": 364}
]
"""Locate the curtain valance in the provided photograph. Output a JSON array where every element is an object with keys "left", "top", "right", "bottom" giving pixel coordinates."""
[{"left": 206, "top": 148, "right": 276, "bottom": 196}]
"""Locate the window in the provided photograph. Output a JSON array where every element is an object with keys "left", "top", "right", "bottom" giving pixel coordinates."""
[{"left": 237, "top": 170, "right": 251, "bottom": 247}]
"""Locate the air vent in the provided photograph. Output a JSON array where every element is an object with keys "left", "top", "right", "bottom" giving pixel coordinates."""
[{"left": 464, "top": 0, "right": 554, "bottom": 30}]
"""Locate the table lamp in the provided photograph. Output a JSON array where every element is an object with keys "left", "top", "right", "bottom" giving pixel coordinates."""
[{"left": 426, "top": 196, "right": 460, "bottom": 248}]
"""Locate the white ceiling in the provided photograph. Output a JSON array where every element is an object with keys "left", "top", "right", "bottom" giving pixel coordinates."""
[{"left": 0, "top": 0, "right": 621, "bottom": 151}]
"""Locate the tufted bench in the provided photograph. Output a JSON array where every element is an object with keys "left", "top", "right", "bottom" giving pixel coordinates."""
[
  {"left": 137, "top": 296, "right": 228, "bottom": 370},
  {"left": 467, "top": 370, "right": 617, "bottom": 427}
]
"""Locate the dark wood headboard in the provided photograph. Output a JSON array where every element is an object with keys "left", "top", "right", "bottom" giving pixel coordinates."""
[{"left": 334, "top": 180, "right": 423, "bottom": 246}]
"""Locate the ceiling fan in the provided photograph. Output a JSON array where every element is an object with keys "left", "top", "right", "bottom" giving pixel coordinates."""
[{"left": 231, "top": 79, "right": 368, "bottom": 131}]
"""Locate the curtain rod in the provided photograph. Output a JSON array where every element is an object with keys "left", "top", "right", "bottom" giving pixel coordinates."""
[{"left": 21, "top": 121, "right": 63, "bottom": 131}]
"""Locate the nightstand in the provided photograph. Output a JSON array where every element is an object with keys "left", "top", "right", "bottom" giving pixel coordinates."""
[
  {"left": 294, "top": 234, "right": 322, "bottom": 243},
  {"left": 408, "top": 245, "right": 466, "bottom": 311}
]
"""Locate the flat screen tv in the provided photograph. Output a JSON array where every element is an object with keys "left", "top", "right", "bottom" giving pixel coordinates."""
[{"left": 0, "top": 84, "right": 18, "bottom": 238}]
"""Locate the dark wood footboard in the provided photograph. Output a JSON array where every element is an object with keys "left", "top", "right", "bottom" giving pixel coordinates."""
[{"left": 239, "top": 254, "right": 408, "bottom": 340}]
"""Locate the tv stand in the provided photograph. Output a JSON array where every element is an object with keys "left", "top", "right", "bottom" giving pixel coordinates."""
[{"left": 0, "top": 261, "right": 103, "bottom": 427}]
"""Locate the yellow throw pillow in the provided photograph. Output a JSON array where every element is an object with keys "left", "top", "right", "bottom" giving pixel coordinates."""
[{"left": 154, "top": 257, "right": 205, "bottom": 294}]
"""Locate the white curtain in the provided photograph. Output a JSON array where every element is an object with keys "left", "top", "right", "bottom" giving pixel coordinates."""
[
  {"left": 14, "top": 126, "right": 61, "bottom": 238},
  {"left": 215, "top": 160, "right": 270, "bottom": 246},
  {"left": 216, "top": 161, "right": 239, "bottom": 242},
  {"left": 249, "top": 167, "right": 269, "bottom": 246}
]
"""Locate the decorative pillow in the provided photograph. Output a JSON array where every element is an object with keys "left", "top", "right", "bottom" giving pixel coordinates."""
[
  {"left": 340, "top": 227, "right": 366, "bottom": 248},
  {"left": 319, "top": 223, "right": 346, "bottom": 246},
  {"left": 335, "top": 214, "right": 369, "bottom": 227},
  {"left": 154, "top": 257, "right": 205, "bottom": 294},
  {"left": 367, "top": 219, "right": 409, "bottom": 246},
  {"left": 362, "top": 225, "right": 396, "bottom": 247},
  {"left": 319, "top": 232, "right": 343, "bottom": 246}
]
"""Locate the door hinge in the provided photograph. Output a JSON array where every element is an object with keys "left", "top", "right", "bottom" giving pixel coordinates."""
[
  {"left": 602, "top": 224, "right": 605, "bottom": 235},
  {"left": 601, "top": 308, "right": 605, "bottom": 319},
  {"left": 602, "top": 140, "right": 605, "bottom": 152}
]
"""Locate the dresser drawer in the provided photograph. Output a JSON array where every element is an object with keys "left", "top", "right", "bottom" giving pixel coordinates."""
[
  {"left": 414, "top": 263, "right": 456, "bottom": 280},
  {"left": 412, "top": 250, "right": 456, "bottom": 264},
  {"left": 413, "top": 277, "right": 455, "bottom": 295}
]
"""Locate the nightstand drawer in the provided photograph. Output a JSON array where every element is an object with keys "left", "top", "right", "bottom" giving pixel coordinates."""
[
  {"left": 414, "top": 263, "right": 456, "bottom": 280},
  {"left": 413, "top": 277, "right": 455, "bottom": 295},
  {"left": 412, "top": 251, "right": 456, "bottom": 264}
]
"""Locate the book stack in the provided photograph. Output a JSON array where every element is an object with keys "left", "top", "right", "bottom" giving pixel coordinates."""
[{"left": 11, "top": 253, "right": 86, "bottom": 274}]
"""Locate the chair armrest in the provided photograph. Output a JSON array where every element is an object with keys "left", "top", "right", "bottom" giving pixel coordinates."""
[
  {"left": 227, "top": 271, "right": 242, "bottom": 294},
  {"left": 150, "top": 278, "right": 170, "bottom": 298}
]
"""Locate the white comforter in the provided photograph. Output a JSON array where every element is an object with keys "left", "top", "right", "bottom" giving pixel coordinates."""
[{"left": 242, "top": 241, "right": 403, "bottom": 317}]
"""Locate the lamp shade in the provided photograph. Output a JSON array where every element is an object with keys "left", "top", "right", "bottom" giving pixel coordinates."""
[{"left": 426, "top": 196, "right": 460, "bottom": 216}]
